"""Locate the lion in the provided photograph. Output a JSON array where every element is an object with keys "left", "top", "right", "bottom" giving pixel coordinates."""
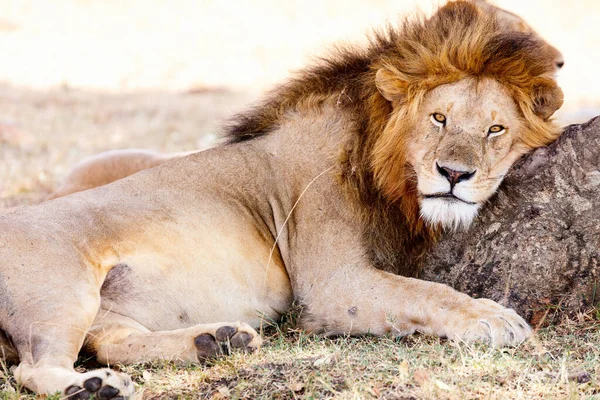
[
  {"left": 0, "top": 1, "right": 563, "bottom": 398},
  {"left": 46, "top": 0, "right": 564, "bottom": 201}
]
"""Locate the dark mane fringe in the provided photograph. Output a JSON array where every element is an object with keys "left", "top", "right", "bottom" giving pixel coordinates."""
[{"left": 224, "top": 1, "right": 561, "bottom": 276}]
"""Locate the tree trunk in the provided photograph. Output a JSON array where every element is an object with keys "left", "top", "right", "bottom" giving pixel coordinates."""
[{"left": 422, "top": 116, "right": 600, "bottom": 324}]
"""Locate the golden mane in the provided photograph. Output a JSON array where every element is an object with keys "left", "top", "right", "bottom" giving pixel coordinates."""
[{"left": 226, "top": 1, "right": 562, "bottom": 275}]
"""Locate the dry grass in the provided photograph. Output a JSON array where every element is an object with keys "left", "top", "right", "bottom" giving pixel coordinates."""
[
  {"left": 127, "top": 315, "right": 600, "bottom": 400},
  {"left": 1, "top": 310, "right": 599, "bottom": 399}
]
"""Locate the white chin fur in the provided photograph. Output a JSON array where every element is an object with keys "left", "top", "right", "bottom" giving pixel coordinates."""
[{"left": 420, "top": 198, "right": 481, "bottom": 231}]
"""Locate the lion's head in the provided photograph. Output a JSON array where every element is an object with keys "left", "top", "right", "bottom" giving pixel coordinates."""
[{"left": 370, "top": 1, "right": 563, "bottom": 230}]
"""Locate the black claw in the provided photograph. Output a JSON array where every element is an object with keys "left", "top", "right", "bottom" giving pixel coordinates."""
[
  {"left": 231, "top": 332, "right": 253, "bottom": 348},
  {"left": 98, "top": 385, "right": 120, "bottom": 399},
  {"left": 195, "top": 333, "right": 220, "bottom": 361},
  {"left": 84, "top": 377, "right": 103, "bottom": 392},
  {"left": 215, "top": 326, "right": 237, "bottom": 342}
]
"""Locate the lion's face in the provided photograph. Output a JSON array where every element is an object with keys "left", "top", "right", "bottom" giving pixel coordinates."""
[{"left": 406, "top": 78, "right": 527, "bottom": 230}]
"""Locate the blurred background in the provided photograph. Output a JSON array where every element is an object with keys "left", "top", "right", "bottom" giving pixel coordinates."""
[{"left": 1, "top": 0, "right": 599, "bottom": 205}]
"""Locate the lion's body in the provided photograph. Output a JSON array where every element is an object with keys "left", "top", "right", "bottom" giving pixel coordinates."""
[
  {"left": 3, "top": 141, "right": 295, "bottom": 330},
  {"left": 0, "top": 2, "right": 563, "bottom": 397}
]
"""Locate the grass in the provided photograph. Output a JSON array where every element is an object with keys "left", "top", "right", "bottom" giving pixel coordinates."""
[{"left": 1, "top": 310, "right": 599, "bottom": 399}]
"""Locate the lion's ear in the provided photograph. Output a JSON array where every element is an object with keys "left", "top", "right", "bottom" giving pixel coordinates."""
[
  {"left": 532, "top": 80, "right": 564, "bottom": 120},
  {"left": 375, "top": 68, "right": 407, "bottom": 103}
]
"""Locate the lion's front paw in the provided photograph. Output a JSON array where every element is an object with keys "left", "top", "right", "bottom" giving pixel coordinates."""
[{"left": 445, "top": 298, "right": 532, "bottom": 347}]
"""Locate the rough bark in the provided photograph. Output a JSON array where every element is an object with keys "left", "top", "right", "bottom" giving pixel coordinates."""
[{"left": 422, "top": 116, "right": 600, "bottom": 324}]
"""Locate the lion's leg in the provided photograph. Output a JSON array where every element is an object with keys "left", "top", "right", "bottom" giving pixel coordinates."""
[
  {"left": 87, "top": 310, "right": 262, "bottom": 365},
  {"left": 6, "top": 271, "right": 134, "bottom": 397},
  {"left": 11, "top": 319, "right": 134, "bottom": 398},
  {"left": 297, "top": 265, "right": 531, "bottom": 346},
  {"left": 288, "top": 196, "right": 531, "bottom": 346}
]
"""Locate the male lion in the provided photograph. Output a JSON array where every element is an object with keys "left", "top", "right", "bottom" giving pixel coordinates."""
[
  {"left": 0, "top": 1, "right": 563, "bottom": 398},
  {"left": 46, "top": 0, "right": 564, "bottom": 201}
]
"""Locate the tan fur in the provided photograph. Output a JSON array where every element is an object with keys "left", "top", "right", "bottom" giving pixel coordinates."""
[{"left": 0, "top": 2, "right": 563, "bottom": 397}]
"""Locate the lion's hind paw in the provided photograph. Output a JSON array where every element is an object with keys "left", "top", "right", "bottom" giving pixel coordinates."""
[{"left": 64, "top": 369, "right": 134, "bottom": 399}]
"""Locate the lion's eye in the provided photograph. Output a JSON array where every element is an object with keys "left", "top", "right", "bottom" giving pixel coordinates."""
[
  {"left": 430, "top": 113, "right": 446, "bottom": 127},
  {"left": 488, "top": 125, "right": 506, "bottom": 138}
]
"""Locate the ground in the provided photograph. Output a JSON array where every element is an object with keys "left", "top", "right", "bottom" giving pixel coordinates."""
[
  {"left": 1, "top": 84, "right": 599, "bottom": 399},
  {"left": 1, "top": 312, "right": 599, "bottom": 399}
]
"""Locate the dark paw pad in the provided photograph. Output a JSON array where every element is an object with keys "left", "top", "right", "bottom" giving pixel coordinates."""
[
  {"left": 65, "top": 386, "right": 92, "bottom": 400},
  {"left": 195, "top": 333, "right": 221, "bottom": 361},
  {"left": 64, "top": 378, "right": 122, "bottom": 400},
  {"left": 230, "top": 332, "right": 253, "bottom": 348},
  {"left": 84, "top": 377, "right": 102, "bottom": 392},
  {"left": 215, "top": 325, "right": 237, "bottom": 341},
  {"left": 98, "top": 385, "right": 121, "bottom": 400}
]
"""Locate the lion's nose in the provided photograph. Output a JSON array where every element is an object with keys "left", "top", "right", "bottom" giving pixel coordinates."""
[
  {"left": 555, "top": 60, "right": 564, "bottom": 69},
  {"left": 436, "top": 162, "right": 476, "bottom": 186}
]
